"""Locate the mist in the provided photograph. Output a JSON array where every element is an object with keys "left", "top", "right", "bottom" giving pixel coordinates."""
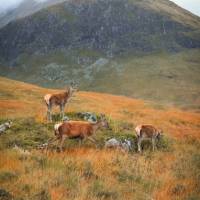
[
  {"left": 0, "top": 0, "right": 24, "bottom": 13},
  {"left": 0, "top": 0, "right": 49, "bottom": 14},
  {"left": 0, "top": 0, "right": 199, "bottom": 17}
]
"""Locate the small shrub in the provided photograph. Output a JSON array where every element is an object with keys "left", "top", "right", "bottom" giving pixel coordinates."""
[
  {"left": 33, "top": 156, "right": 48, "bottom": 169},
  {"left": 157, "top": 136, "right": 173, "bottom": 152},
  {"left": 89, "top": 180, "right": 118, "bottom": 199},
  {"left": 0, "top": 117, "right": 54, "bottom": 149},
  {"left": 82, "top": 160, "right": 94, "bottom": 179},
  {"left": 117, "top": 170, "right": 134, "bottom": 183},
  {"left": 21, "top": 184, "right": 31, "bottom": 194},
  {"left": 185, "top": 195, "right": 200, "bottom": 200},
  {"left": 51, "top": 112, "right": 83, "bottom": 122},
  {"left": 0, "top": 188, "right": 13, "bottom": 200},
  {"left": 65, "top": 160, "right": 78, "bottom": 174},
  {"left": 51, "top": 176, "right": 64, "bottom": 187},
  {"left": 65, "top": 174, "right": 79, "bottom": 190},
  {"left": 0, "top": 171, "right": 18, "bottom": 183},
  {"left": 171, "top": 184, "right": 186, "bottom": 196},
  {"left": 33, "top": 189, "right": 51, "bottom": 200}
]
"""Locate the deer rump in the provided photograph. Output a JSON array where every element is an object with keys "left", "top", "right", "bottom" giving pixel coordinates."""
[
  {"left": 45, "top": 93, "right": 68, "bottom": 106},
  {"left": 136, "top": 125, "right": 158, "bottom": 138}
]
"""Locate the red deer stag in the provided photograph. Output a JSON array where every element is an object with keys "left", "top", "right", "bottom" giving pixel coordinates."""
[
  {"left": 135, "top": 124, "right": 163, "bottom": 152},
  {"left": 44, "top": 82, "right": 78, "bottom": 121},
  {"left": 53, "top": 114, "right": 109, "bottom": 152}
]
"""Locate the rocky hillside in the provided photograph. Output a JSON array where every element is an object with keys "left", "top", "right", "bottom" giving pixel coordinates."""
[
  {"left": 0, "top": 0, "right": 200, "bottom": 61},
  {"left": 0, "top": 0, "right": 200, "bottom": 106}
]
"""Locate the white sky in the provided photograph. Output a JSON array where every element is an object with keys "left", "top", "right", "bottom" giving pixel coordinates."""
[
  {"left": 0, "top": 0, "right": 200, "bottom": 16},
  {"left": 0, "top": 0, "right": 48, "bottom": 13},
  {"left": 0, "top": 0, "right": 24, "bottom": 13},
  {"left": 171, "top": 0, "right": 200, "bottom": 16}
]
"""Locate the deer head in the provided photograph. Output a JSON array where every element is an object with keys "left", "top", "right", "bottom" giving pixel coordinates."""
[
  {"left": 99, "top": 114, "right": 110, "bottom": 129},
  {"left": 157, "top": 129, "right": 163, "bottom": 140},
  {"left": 69, "top": 80, "right": 78, "bottom": 94}
]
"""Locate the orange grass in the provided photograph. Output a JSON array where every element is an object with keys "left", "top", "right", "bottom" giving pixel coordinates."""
[
  {"left": 0, "top": 76, "right": 200, "bottom": 200},
  {"left": 0, "top": 76, "right": 199, "bottom": 139}
]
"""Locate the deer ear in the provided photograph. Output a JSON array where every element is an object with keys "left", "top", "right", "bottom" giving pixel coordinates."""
[{"left": 100, "top": 114, "right": 106, "bottom": 119}]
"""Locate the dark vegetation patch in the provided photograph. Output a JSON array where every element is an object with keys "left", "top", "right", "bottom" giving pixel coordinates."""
[
  {"left": 0, "top": 112, "right": 171, "bottom": 152},
  {"left": 0, "top": 171, "right": 18, "bottom": 183},
  {"left": 0, "top": 188, "right": 13, "bottom": 200}
]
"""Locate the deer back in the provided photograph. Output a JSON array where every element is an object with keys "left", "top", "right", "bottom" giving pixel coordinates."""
[
  {"left": 136, "top": 125, "right": 158, "bottom": 138},
  {"left": 56, "top": 121, "right": 94, "bottom": 138}
]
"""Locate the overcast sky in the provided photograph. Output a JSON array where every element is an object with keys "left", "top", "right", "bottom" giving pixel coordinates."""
[
  {"left": 0, "top": 0, "right": 47, "bottom": 13},
  {"left": 171, "top": 0, "right": 200, "bottom": 16},
  {"left": 0, "top": 0, "right": 200, "bottom": 16}
]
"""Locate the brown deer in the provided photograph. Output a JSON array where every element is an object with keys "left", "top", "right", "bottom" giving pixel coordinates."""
[
  {"left": 44, "top": 82, "right": 78, "bottom": 121},
  {"left": 135, "top": 124, "right": 163, "bottom": 152},
  {"left": 52, "top": 114, "right": 109, "bottom": 152}
]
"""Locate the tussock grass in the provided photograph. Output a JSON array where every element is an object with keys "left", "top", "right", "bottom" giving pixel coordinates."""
[
  {"left": 0, "top": 114, "right": 173, "bottom": 200},
  {"left": 0, "top": 77, "right": 199, "bottom": 199},
  {"left": 0, "top": 171, "right": 18, "bottom": 183}
]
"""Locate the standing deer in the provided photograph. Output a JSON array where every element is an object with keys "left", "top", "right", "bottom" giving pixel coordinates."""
[
  {"left": 44, "top": 82, "right": 78, "bottom": 121},
  {"left": 135, "top": 124, "right": 163, "bottom": 152},
  {"left": 53, "top": 114, "right": 109, "bottom": 152}
]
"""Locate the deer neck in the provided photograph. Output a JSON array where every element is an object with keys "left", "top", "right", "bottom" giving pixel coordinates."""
[
  {"left": 92, "top": 121, "right": 102, "bottom": 132},
  {"left": 65, "top": 87, "right": 73, "bottom": 99}
]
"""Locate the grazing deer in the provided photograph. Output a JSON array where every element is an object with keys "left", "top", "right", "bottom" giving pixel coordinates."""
[
  {"left": 135, "top": 124, "right": 163, "bottom": 152},
  {"left": 44, "top": 82, "right": 78, "bottom": 121},
  {"left": 52, "top": 114, "right": 109, "bottom": 152}
]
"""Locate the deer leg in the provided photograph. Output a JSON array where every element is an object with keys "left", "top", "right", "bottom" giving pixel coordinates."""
[
  {"left": 47, "top": 137, "right": 59, "bottom": 151},
  {"left": 137, "top": 138, "right": 142, "bottom": 153},
  {"left": 47, "top": 110, "right": 51, "bottom": 121},
  {"left": 47, "top": 104, "right": 52, "bottom": 122},
  {"left": 57, "top": 137, "right": 63, "bottom": 152},
  {"left": 152, "top": 138, "right": 156, "bottom": 151},
  {"left": 60, "top": 104, "right": 65, "bottom": 120},
  {"left": 58, "top": 135, "right": 67, "bottom": 152},
  {"left": 78, "top": 137, "right": 85, "bottom": 147},
  {"left": 78, "top": 139, "right": 82, "bottom": 147},
  {"left": 49, "top": 109, "right": 52, "bottom": 122},
  {"left": 47, "top": 107, "right": 50, "bottom": 121}
]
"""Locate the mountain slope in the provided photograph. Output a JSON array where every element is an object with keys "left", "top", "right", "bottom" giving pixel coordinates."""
[
  {"left": 0, "top": 0, "right": 200, "bottom": 107},
  {"left": 1, "top": 0, "right": 200, "bottom": 62}
]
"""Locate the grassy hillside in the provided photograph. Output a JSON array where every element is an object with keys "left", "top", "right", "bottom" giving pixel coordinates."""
[
  {"left": 0, "top": 77, "right": 200, "bottom": 200},
  {"left": 1, "top": 49, "right": 200, "bottom": 109}
]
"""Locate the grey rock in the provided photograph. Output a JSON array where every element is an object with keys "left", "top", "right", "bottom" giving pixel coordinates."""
[
  {"left": 0, "top": 121, "right": 12, "bottom": 134},
  {"left": 105, "top": 138, "right": 121, "bottom": 148}
]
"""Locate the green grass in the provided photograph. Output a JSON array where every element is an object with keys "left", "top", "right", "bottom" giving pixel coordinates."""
[
  {"left": 0, "top": 171, "right": 18, "bottom": 183},
  {"left": 0, "top": 113, "right": 169, "bottom": 152}
]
